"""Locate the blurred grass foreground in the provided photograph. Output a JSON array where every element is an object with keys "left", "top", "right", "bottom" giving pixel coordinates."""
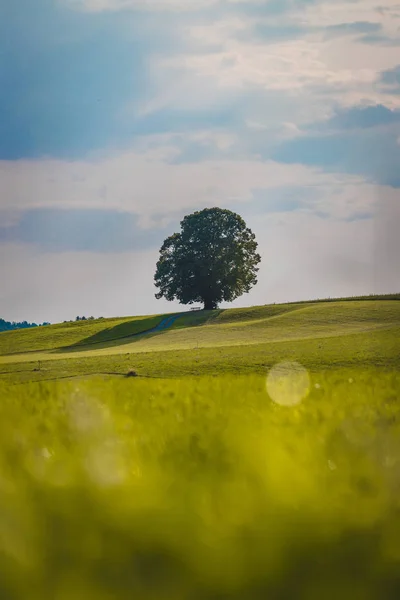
[{"left": 1, "top": 370, "right": 400, "bottom": 599}]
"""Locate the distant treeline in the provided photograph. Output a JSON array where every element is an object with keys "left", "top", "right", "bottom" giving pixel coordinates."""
[
  {"left": 0, "top": 319, "right": 51, "bottom": 333},
  {"left": 63, "top": 316, "right": 98, "bottom": 323},
  {"left": 281, "top": 293, "right": 400, "bottom": 306}
]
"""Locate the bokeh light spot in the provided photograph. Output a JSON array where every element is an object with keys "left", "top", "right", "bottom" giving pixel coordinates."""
[{"left": 266, "top": 361, "right": 310, "bottom": 406}]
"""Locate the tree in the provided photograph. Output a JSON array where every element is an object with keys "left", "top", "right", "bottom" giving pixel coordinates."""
[
  {"left": 0, "top": 318, "right": 39, "bottom": 332},
  {"left": 154, "top": 207, "right": 261, "bottom": 311}
]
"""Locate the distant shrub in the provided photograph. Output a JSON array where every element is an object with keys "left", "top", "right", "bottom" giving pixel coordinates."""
[{"left": 125, "top": 370, "right": 138, "bottom": 378}]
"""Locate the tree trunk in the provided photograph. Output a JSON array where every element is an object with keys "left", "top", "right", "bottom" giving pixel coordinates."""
[{"left": 203, "top": 298, "right": 217, "bottom": 310}]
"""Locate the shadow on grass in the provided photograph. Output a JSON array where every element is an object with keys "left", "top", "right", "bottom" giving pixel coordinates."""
[
  {"left": 55, "top": 315, "right": 172, "bottom": 354},
  {"left": 171, "top": 309, "right": 223, "bottom": 330},
  {"left": 55, "top": 310, "right": 222, "bottom": 354}
]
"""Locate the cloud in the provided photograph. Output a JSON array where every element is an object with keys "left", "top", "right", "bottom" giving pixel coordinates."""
[
  {"left": 272, "top": 104, "right": 400, "bottom": 187},
  {"left": 380, "top": 65, "right": 400, "bottom": 94},
  {"left": 290, "top": 0, "right": 398, "bottom": 30},
  {"left": 273, "top": 131, "right": 400, "bottom": 187},
  {"left": 3, "top": 0, "right": 399, "bottom": 163},
  {"left": 244, "top": 180, "right": 400, "bottom": 224},
  {"left": 310, "top": 104, "right": 400, "bottom": 131},
  {"left": 0, "top": 209, "right": 173, "bottom": 253},
  {"left": 358, "top": 34, "right": 400, "bottom": 47},
  {"left": 242, "top": 21, "right": 383, "bottom": 45},
  {"left": 1, "top": 176, "right": 381, "bottom": 254},
  {"left": 324, "top": 21, "right": 382, "bottom": 36},
  {"left": 144, "top": 0, "right": 400, "bottom": 127},
  {"left": 232, "top": 182, "right": 380, "bottom": 223},
  {"left": 0, "top": 147, "right": 353, "bottom": 215}
]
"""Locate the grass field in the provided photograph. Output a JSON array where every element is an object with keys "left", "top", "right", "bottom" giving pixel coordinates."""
[
  {"left": 0, "top": 296, "right": 399, "bottom": 598},
  {"left": 0, "top": 299, "right": 399, "bottom": 380},
  {"left": 0, "top": 313, "right": 167, "bottom": 355}
]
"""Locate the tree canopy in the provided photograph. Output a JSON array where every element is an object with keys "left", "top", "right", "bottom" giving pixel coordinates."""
[{"left": 154, "top": 207, "right": 261, "bottom": 310}]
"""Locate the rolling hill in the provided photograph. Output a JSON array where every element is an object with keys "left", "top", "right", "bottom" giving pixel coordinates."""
[{"left": 0, "top": 295, "right": 399, "bottom": 383}]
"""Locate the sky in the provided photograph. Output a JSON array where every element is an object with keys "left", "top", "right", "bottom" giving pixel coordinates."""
[{"left": 1, "top": 0, "right": 400, "bottom": 323}]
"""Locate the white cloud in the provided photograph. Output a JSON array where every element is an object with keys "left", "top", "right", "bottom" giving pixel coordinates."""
[
  {"left": 128, "top": 0, "right": 400, "bottom": 121},
  {"left": 300, "top": 182, "right": 400, "bottom": 221},
  {"left": 0, "top": 147, "right": 358, "bottom": 217},
  {"left": 299, "top": 0, "right": 399, "bottom": 31},
  {"left": 158, "top": 30, "right": 400, "bottom": 106},
  {"left": 64, "top": 0, "right": 400, "bottom": 130}
]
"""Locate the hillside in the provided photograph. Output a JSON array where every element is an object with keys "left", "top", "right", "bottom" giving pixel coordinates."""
[
  {"left": 0, "top": 313, "right": 165, "bottom": 355},
  {"left": 0, "top": 296, "right": 399, "bottom": 384},
  {"left": 1, "top": 294, "right": 399, "bottom": 359}
]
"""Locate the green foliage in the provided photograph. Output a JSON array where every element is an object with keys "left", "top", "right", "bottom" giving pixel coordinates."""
[
  {"left": 0, "top": 317, "right": 39, "bottom": 332},
  {"left": 154, "top": 207, "right": 261, "bottom": 310},
  {"left": 0, "top": 371, "right": 400, "bottom": 598}
]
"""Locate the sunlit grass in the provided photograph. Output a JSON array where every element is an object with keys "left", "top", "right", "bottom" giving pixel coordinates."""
[
  {"left": 2, "top": 298, "right": 399, "bottom": 360},
  {"left": 0, "top": 314, "right": 164, "bottom": 355},
  {"left": 0, "top": 297, "right": 399, "bottom": 598},
  {"left": 1, "top": 300, "right": 399, "bottom": 369},
  {"left": 0, "top": 370, "right": 399, "bottom": 598},
  {"left": 0, "top": 322, "right": 398, "bottom": 383}
]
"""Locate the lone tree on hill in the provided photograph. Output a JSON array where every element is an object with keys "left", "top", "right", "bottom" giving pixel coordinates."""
[{"left": 154, "top": 207, "right": 261, "bottom": 311}]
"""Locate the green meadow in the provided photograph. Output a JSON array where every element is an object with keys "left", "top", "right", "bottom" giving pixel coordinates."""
[{"left": 0, "top": 296, "right": 400, "bottom": 598}]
